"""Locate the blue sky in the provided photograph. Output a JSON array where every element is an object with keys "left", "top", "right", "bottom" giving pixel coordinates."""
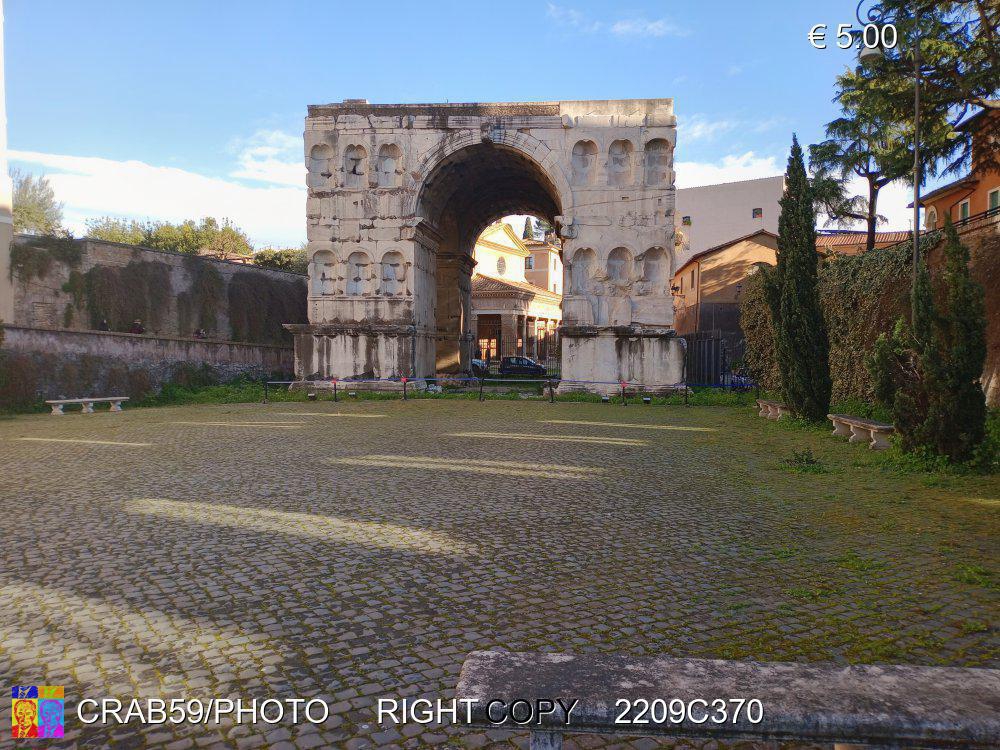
[{"left": 7, "top": 0, "right": 918, "bottom": 246}]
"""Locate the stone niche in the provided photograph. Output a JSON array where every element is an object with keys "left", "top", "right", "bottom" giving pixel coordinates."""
[{"left": 287, "top": 98, "right": 680, "bottom": 392}]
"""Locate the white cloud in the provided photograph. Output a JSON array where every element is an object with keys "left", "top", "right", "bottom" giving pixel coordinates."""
[
  {"left": 546, "top": 4, "right": 687, "bottom": 37},
  {"left": 10, "top": 148, "right": 306, "bottom": 248},
  {"left": 682, "top": 114, "right": 738, "bottom": 143},
  {"left": 727, "top": 64, "right": 744, "bottom": 76},
  {"left": 546, "top": 3, "right": 602, "bottom": 33},
  {"left": 228, "top": 129, "right": 305, "bottom": 187},
  {"left": 675, "top": 152, "right": 783, "bottom": 188},
  {"left": 610, "top": 17, "right": 688, "bottom": 38}
]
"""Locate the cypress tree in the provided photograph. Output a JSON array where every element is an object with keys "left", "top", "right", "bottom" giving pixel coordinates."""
[
  {"left": 522, "top": 217, "right": 534, "bottom": 240},
  {"left": 869, "top": 219, "right": 987, "bottom": 463},
  {"left": 763, "top": 135, "right": 832, "bottom": 421},
  {"left": 931, "top": 219, "right": 987, "bottom": 461}
]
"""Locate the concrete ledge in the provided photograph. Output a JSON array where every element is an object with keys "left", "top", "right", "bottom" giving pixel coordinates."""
[{"left": 456, "top": 651, "right": 1000, "bottom": 748}]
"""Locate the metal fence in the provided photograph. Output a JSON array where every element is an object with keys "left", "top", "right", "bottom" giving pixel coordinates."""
[
  {"left": 683, "top": 330, "right": 749, "bottom": 387},
  {"left": 473, "top": 333, "right": 560, "bottom": 376}
]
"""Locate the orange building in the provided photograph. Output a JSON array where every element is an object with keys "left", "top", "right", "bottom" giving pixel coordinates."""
[
  {"left": 672, "top": 230, "right": 778, "bottom": 335},
  {"left": 917, "top": 109, "right": 1000, "bottom": 229}
]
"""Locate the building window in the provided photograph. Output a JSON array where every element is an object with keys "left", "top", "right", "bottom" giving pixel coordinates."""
[
  {"left": 959, "top": 199, "right": 970, "bottom": 221},
  {"left": 926, "top": 206, "right": 938, "bottom": 230},
  {"left": 524, "top": 256, "right": 534, "bottom": 270},
  {"left": 689, "top": 269, "right": 695, "bottom": 288},
  {"left": 752, "top": 207, "right": 763, "bottom": 219},
  {"left": 497, "top": 257, "right": 506, "bottom": 275},
  {"left": 989, "top": 188, "right": 999, "bottom": 212},
  {"left": 552, "top": 257, "right": 557, "bottom": 270},
  {"left": 682, "top": 216, "right": 692, "bottom": 226}
]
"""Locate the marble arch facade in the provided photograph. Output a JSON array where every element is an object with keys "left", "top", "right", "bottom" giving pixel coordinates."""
[{"left": 286, "top": 98, "right": 684, "bottom": 392}]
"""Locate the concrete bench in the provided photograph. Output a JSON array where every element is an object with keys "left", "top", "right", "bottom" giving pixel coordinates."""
[
  {"left": 45, "top": 396, "right": 129, "bottom": 415},
  {"left": 756, "top": 398, "right": 791, "bottom": 420},
  {"left": 828, "top": 413, "right": 894, "bottom": 450},
  {"left": 456, "top": 650, "right": 999, "bottom": 749}
]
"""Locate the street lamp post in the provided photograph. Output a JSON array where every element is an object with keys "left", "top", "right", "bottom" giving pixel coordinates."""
[{"left": 856, "top": 0, "right": 922, "bottom": 321}]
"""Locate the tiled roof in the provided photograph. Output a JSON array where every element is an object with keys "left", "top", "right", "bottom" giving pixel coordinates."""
[
  {"left": 816, "top": 231, "right": 911, "bottom": 247},
  {"left": 472, "top": 274, "right": 560, "bottom": 300}
]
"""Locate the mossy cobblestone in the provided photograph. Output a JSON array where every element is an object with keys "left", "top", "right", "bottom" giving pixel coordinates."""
[{"left": 0, "top": 401, "right": 995, "bottom": 749}]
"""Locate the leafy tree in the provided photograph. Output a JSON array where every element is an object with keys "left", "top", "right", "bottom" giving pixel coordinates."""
[
  {"left": 522, "top": 216, "right": 534, "bottom": 240},
  {"left": 870, "top": 219, "right": 987, "bottom": 463},
  {"left": 810, "top": 74, "right": 914, "bottom": 251},
  {"left": 85, "top": 217, "right": 147, "bottom": 245},
  {"left": 534, "top": 218, "right": 554, "bottom": 238},
  {"left": 762, "top": 136, "right": 832, "bottom": 422},
  {"left": 81, "top": 216, "right": 253, "bottom": 257},
  {"left": 11, "top": 168, "right": 63, "bottom": 234},
  {"left": 850, "top": 1, "right": 1000, "bottom": 175},
  {"left": 252, "top": 247, "right": 308, "bottom": 274}
]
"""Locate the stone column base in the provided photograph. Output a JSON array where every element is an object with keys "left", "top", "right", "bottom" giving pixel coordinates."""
[
  {"left": 284, "top": 323, "right": 436, "bottom": 380},
  {"left": 558, "top": 326, "right": 684, "bottom": 395}
]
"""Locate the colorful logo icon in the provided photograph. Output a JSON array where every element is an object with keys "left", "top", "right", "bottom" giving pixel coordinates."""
[{"left": 11, "top": 686, "right": 64, "bottom": 739}]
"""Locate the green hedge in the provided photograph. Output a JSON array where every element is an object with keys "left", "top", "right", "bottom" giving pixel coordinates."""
[{"left": 741, "top": 236, "right": 941, "bottom": 403}]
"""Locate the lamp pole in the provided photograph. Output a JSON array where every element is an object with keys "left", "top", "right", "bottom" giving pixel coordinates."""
[{"left": 856, "top": 1, "right": 922, "bottom": 321}]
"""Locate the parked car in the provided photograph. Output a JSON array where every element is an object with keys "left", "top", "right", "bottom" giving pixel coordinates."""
[{"left": 499, "top": 356, "right": 546, "bottom": 377}]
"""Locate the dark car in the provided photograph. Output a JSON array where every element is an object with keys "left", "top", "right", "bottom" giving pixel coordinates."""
[{"left": 499, "top": 356, "right": 546, "bottom": 377}]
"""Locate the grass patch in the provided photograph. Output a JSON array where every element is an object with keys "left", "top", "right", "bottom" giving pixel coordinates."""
[
  {"left": 951, "top": 564, "right": 993, "bottom": 588},
  {"left": 785, "top": 586, "right": 837, "bottom": 602},
  {"left": 960, "top": 620, "right": 989, "bottom": 635},
  {"left": 835, "top": 552, "right": 885, "bottom": 574},
  {"left": 781, "top": 447, "right": 828, "bottom": 474}
]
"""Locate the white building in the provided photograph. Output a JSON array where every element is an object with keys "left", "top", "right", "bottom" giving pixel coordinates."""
[{"left": 674, "top": 175, "right": 785, "bottom": 267}]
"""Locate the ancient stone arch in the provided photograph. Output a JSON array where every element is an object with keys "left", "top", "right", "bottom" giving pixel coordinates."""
[{"left": 288, "top": 99, "right": 682, "bottom": 391}]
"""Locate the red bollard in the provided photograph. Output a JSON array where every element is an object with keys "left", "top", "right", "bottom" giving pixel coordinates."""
[
  {"left": 401, "top": 377, "right": 408, "bottom": 400},
  {"left": 620, "top": 380, "right": 628, "bottom": 406}
]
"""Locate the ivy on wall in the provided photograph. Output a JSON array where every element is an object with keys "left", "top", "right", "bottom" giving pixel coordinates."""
[
  {"left": 9, "top": 236, "right": 82, "bottom": 281},
  {"left": 741, "top": 235, "right": 943, "bottom": 402},
  {"left": 84, "top": 260, "right": 173, "bottom": 332},
  {"left": 177, "top": 257, "right": 224, "bottom": 336},
  {"left": 227, "top": 271, "right": 307, "bottom": 345}
]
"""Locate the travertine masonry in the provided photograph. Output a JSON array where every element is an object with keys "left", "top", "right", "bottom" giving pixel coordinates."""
[{"left": 287, "top": 99, "right": 684, "bottom": 390}]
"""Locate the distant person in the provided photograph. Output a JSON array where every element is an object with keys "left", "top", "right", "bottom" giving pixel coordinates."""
[
  {"left": 98, "top": 319, "right": 110, "bottom": 331},
  {"left": 129, "top": 319, "right": 146, "bottom": 334},
  {"left": 194, "top": 328, "right": 207, "bottom": 339}
]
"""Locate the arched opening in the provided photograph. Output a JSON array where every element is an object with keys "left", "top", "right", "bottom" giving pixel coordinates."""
[
  {"left": 415, "top": 142, "right": 564, "bottom": 375},
  {"left": 345, "top": 251, "right": 371, "bottom": 296},
  {"left": 379, "top": 250, "right": 406, "bottom": 296},
  {"left": 310, "top": 249, "right": 337, "bottom": 296},
  {"left": 376, "top": 144, "right": 403, "bottom": 188},
  {"left": 343, "top": 145, "right": 367, "bottom": 189}
]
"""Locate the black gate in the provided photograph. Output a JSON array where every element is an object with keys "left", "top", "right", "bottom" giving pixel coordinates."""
[{"left": 683, "top": 330, "right": 748, "bottom": 387}]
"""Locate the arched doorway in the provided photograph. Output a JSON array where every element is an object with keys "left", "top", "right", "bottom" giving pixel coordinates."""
[{"left": 414, "top": 142, "right": 565, "bottom": 374}]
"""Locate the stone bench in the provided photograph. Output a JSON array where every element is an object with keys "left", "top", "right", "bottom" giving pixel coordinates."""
[
  {"left": 45, "top": 396, "right": 129, "bottom": 415},
  {"left": 455, "top": 651, "right": 1000, "bottom": 749},
  {"left": 828, "top": 413, "right": 894, "bottom": 450},
  {"left": 756, "top": 398, "right": 791, "bottom": 420}
]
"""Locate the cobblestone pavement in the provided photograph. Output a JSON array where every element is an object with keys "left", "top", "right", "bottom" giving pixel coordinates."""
[{"left": 1, "top": 400, "right": 996, "bottom": 749}]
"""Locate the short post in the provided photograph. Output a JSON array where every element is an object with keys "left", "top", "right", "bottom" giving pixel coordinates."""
[
  {"left": 620, "top": 381, "right": 627, "bottom": 407},
  {"left": 263, "top": 381, "right": 269, "bottom": 404},
  {"left": 529, "top": 730, "right": 562, "bottom": 750},
  {"left": 332, "top": 379, "right": 338, "bottom": 403},
  {"left": 402, "top": 377, "right": 408, "bottom": 401},
  {"left": 548, "top": 378, "right": 555, "bottom": 403},
  {"left": 684, "top": 385, "right": 689, "bottom": 407},
  {"left": 478, "top": 377, "right": 485, "bottom": 402}
]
